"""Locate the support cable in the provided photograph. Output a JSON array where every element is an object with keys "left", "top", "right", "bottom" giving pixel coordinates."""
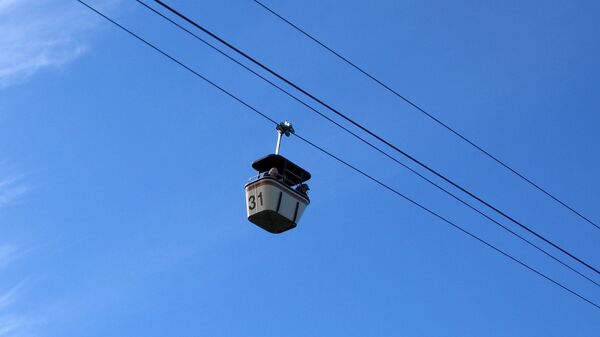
[
  {"left": 153, "top": 0, "right": 600, "bottom": 277},
  {"left": 135, "top": 0, "right": 599, "bottom": 288},
  {"left": 76, "top": 0, "right": 600, "bottom": 311},
  {"left": 253, "top": 0, "right": 600, "bottom": 231}
]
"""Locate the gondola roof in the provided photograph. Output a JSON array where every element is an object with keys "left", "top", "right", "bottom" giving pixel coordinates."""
[{"left": 252, "top": 154, "right": 311, "bottom": 185}]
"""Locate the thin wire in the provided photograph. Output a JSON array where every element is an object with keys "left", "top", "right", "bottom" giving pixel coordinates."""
[
  {"left": 134, "top": 0, "right": 600, "bottom": 288},
  {"left": 153, "top": 0, "right": 600, "bottom": 277},
  {"left": 293, "top": 132, "right": 600, "bottom": 311},
  {"left": 252, "top": 0, "right": 600, "bottom": 232},
  {"left": 76, "top": 2, "right": 277, "bottom": 127},
  {"left": 253, "top": 8, "right": 600, "bottom": 231},
  {"left": 76, "top": 0, "right": 600, "bottom": 310}
]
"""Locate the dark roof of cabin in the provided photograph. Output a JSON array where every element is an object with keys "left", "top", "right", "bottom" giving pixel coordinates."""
[{"left": 252, "top": 154, "right": 311, "bottom": 184}]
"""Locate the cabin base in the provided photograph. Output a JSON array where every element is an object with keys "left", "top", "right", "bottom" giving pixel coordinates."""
[{"left": 248, "top": 210, "right": 297, "bottom": 234}]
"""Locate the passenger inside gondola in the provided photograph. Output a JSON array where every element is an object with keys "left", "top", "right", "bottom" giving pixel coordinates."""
[{"left": 296, "top": 183, "right": 310, "bottom": 197}]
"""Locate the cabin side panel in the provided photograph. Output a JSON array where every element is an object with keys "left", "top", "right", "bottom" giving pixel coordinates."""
[{"left": 245, "top": 178, "right": 309, "bottom": 227}]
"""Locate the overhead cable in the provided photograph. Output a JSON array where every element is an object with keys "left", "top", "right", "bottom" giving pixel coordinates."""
[
  {"left": 153, "top": 0, "right": 600, "bottom": 277},
  {"left": 135, "top": 0, "right": 599, "bottom": 288},
  {"left": 252, "top": 0, "right": 600, "bottom": 232},
  {"left": 76, "top": 0, "right": 600, "bottom": 310}
]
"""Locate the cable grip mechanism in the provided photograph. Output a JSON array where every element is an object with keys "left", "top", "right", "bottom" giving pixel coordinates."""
[{"left": 275, "top": 120, "right": 294, "bottom": 155}]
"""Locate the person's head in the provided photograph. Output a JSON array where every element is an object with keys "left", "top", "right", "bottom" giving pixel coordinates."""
[{"left": 299, "top": 183, "right": 310, "bottom": 194}]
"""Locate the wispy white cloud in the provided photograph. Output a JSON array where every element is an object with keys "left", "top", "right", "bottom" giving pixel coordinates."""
[
  {"left": 0, "top": 286, "right": 18, "bottom": 309},
  {"left": 0, "top": 244, "right": 20, "bottom": 270},
  {"left": 0, "top": 173, "right": 29, "bottom": 208},
  {"left": 0, "top": 282, "right": 35, "bottom": 337},
  {"left": 0, "top": 168, "right": 33, "bottom": 336},
  {"left": 0, "top": 316, "right": 28, "bottom": 337},
  {"left": 0, "top": 2, "right": 124, "bottom": 335},
  {"left": 0, "top": 0, "right": 18, "bottom": 13},
  {"left": 0, "top": 0, "right": 96, "bottom": 89}
]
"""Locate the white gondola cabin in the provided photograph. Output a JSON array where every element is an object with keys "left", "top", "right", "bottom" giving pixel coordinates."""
[{"left": 244, "top": 121, "right": 311, "bottom": 234}]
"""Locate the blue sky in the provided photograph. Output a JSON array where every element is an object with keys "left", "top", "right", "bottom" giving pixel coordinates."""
[{"left": 1, "top": 0, "right": 599, "bottom": 335}]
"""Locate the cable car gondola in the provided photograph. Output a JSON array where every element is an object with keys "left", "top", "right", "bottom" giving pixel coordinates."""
[{"left": 244, "top": 121, "right": 311, "bottom": 234}]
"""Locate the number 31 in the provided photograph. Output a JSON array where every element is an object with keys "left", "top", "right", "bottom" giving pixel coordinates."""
[{"left": 248, "top": 192, "right": 263, "bottom": 210}]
